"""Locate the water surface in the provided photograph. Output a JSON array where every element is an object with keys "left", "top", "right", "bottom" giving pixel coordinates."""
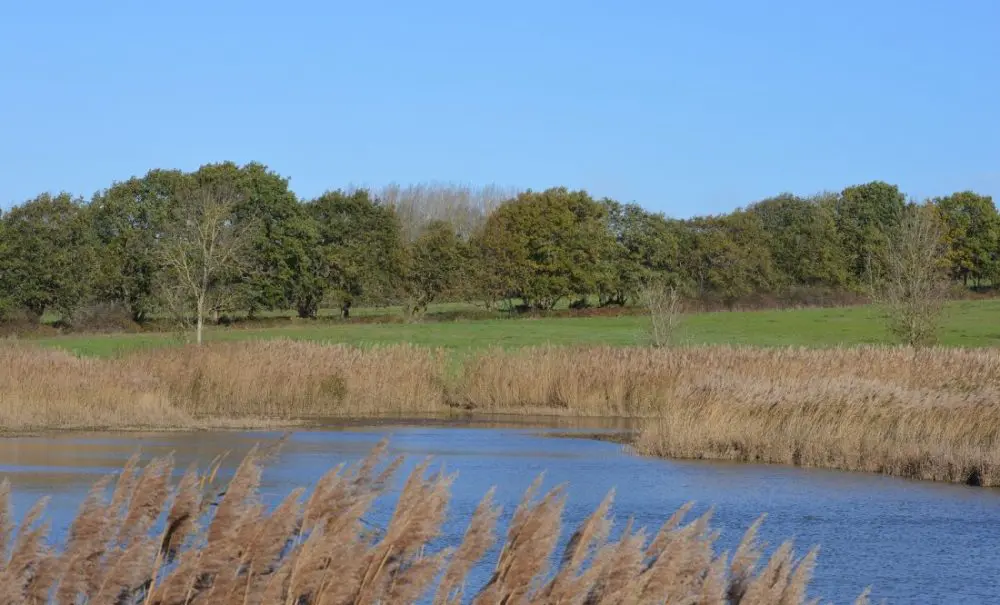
[{"left": 1, "top": 420, "right": 998, "bottom": 604}]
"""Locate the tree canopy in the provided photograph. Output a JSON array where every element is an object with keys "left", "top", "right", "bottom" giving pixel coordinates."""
[
  {"left": 475, "top": 188, "right": 614, "bottom": 310},
  {"left": 1, "top": 192, "right": 95, "bottom": 320},
  {"left": 305, "top": 189, "right": 404, "bottom": 317},
  {"left": 1, "top": 164, "right": 996, "bottom": 326}
]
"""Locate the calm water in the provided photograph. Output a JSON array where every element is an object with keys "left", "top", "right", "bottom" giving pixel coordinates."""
[{"left": 2, "top": 421, "right": 999, "bottom": 604}]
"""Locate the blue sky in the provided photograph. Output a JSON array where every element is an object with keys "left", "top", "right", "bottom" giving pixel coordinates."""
[{"left": 2, "top": 0, "right": 997, "bottom": 217}]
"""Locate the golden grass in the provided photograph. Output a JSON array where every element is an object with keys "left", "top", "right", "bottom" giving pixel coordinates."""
[
  {"left": 0, "top": 347, "right": 190, "bottom": 430},
  {"left": 125, "top": 341, "right": 447, "bottom": 418},
  {"left": 3, "top": 341, "right": 999, "bottom": 485},
  {"left": 458, "top": 346, "right": 1000, "bottom": 485},
  {"left": 0, "top": 439, "right": 839, "bottom": 604}
]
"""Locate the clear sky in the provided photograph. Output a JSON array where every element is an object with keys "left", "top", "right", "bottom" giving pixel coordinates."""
[{"left": 2, "top": 0, "right": 998, "bottom": 217}]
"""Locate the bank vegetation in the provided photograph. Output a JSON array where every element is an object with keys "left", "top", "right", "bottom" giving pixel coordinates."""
[{"left": 2, "top": 341, "right": 998, "bottom": 486}]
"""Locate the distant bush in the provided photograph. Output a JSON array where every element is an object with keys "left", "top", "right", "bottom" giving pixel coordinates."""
[
  {"left": 0, "top": 308, "right": 58, "bottom": 338},
  {"left": 64, "top": 302, "right": 141, "bottom": 334}
]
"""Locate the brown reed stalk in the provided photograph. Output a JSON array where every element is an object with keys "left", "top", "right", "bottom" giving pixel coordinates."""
[
  {"left": 3, "top": 341, "right": 998, "bottom": 485},
  {"left": 0, "top": 439, "right": 874, "bottom": 604},
  {"left": 433, "top": 487, "right": 500, "bottom": 605}
]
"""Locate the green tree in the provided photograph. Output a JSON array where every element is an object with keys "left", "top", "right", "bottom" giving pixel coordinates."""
[
  {"left": 89, "top": 169, "right": 188, "bottom": 322},
  {"left": 191, "top": 162, "right": 316, "bottom": 317},
  {"left": 305, "top": 189, "right": 404, "bottom": 318},
  {"left": 599, "top": 200, "right": 681, "bottom": 306},
  {"left": 0, "top": 193, "right": 96, "bottom": 321},
  {"left": 0, "top": 216, "right": 12, "bottom": 317},
  {"left": 403, "top": 220, "right": 464, "bottom": 315},
  {"left": 476, "top": 188, "right": 614, "bottom": 310},
  {"left": 680, "top": 211, "right": 778, "bottom": 306},
  {"left": 747, "top": 192, "right": 849, "bottom": 288},
  {"left": 835, "top": 181, "right": 906, "bottom": 282},
  {"left": 933, "top": 191, "right": 1000, "bottom": 286}
]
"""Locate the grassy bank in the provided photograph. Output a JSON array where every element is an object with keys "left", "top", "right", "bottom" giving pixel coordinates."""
[
  {"left": 0, "top": 439, "right": 849, "bottom": 604},
  {"left": 25, "top": 298, "right": 1000, "bottom": 357},
  {"left": 3, "top": 341, "right": 999, "bottom": 486}
]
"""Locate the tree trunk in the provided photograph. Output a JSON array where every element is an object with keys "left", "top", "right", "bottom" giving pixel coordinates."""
[
  {"left": 196, "top": 296, "right": 205, "bottom": 346},
  {"left": 297, "top": 297, "right": 318, "bottom": 319}
]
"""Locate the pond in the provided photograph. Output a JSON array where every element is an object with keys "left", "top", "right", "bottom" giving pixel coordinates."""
[{"left": 2, "top": 419, "right": 998, "bottom": 603}]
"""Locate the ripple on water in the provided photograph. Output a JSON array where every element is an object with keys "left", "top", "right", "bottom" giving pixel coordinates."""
[{"left": 0, "top": 424, "right": 998, "bottom": 604}]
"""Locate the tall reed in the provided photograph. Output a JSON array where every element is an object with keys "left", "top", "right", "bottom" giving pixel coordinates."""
[
  {"left": 0, "top": 439, "right": 847, "bottom": 604},
  {"left": 0, "top": 347, "right": 188, "bottom": 430},
  {"left": 458, "top": 346, "right": 1000, "bottom": 485},
  {"left": 124, "top": 340, "right": 447, "bottom": 418},
  {"left": 3, "top": 340, "right": 998, "bottom": 485}
]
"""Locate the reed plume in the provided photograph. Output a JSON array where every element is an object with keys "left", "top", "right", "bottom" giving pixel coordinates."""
[{"left": 0, "top": 438, "right": 859, "bottom": 604}]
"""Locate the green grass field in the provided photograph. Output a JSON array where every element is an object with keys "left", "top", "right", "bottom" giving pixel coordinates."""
[{"left": 25, "top": 299, "right": 1000, "bottom": 357}]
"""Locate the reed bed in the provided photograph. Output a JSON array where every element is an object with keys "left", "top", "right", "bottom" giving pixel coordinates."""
[
  {"left": 2, "top": 340, "right": 999, "bottom": 485},
  {"left": 124, "top": 341, "right": 447, "bottom": 418},
  {"left": 0, "top": 347, "right": 189, "bottom": 430},
  {"left": 0, "top": 439, "right": 846, "bottom": 604},
  {"left": 459, "top": 346, "right": 1000, "bottom": 486}
]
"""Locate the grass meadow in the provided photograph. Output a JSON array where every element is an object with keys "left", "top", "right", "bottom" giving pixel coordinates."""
[{"left": 25, "top": 298, "right": 1000, "bottom": 358}]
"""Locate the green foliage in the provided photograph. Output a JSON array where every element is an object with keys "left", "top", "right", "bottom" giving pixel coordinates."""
[
  {"left": 191, "top": 162, "right": 315, "bottom": 316},
  {"left": 0, "top": 192, "right": 96, "bottom": 320},
  {"left": 2, "top": 161, "right": 997, "bottom": 335},
  {"left": 934, "top": 191, "right": 1000, "bottom": 286},
  {"left": 0, "top": 217, "right": 10, "bottom": 317},
  {"left": 306, "top": 189, "right": 404, "bottom": 317},
  {"left": 747, "top": 192, "right": 849, "bottom": 288},
  {"left": 599, "top": 200, "right": 681, "bottom": 306},
  {"left": 679, "top": 211, "right": 779, "bottom": 305},
  {"left": 90, "top": 169, "right": 187, "bottom": 322},
  {"left": 475, "top": 188, "right": 614, "bottom": 310},
  {"left": 403, "top": 220, "right": 465, "bottom": 315},
  {"left": 835, "top": 181, "right": 906, "bottom": 281}
]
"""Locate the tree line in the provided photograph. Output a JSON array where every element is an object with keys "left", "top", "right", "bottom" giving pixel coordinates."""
[{"left": 1, "top": 161, "right": 997, "bottom": 336}]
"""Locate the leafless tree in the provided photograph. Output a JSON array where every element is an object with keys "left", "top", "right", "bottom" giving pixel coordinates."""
[
  {"left": 641, "top": 283, "right": 684, "bottom": 347},
  {"left": 873, "top": 202, "right": 951, "bottom": 347},
  {"left": 157, "top": 183, "right": 256, "bottom": 345},
  {"left": 361, "top": 181, "right": 519, "bottom": 241}
]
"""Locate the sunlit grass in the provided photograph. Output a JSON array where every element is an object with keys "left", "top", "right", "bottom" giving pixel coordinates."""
[{"left": 28, "top": 299, "right": 1000, "bottom": 358}]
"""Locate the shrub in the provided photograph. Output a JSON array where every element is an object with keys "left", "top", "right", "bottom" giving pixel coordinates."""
[{"left": 65, "top": 302, "right": 141, "bottom": 334}]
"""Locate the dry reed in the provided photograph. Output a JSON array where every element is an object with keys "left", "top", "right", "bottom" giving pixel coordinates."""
[
  {"left": 0, "top": 439, "right": 840, "bottom": 604},
  {"left": 124, "top": 340, "right": 447, "bottom": 418},
  {"left": 3, "top": 341, "right": 999, "bottom": 485},
  {"left": 455, "top": 346, "right": 1000, "bottom": 485},
  {"left": 0, "top": 347, "right": 189, "bottom": 430}
]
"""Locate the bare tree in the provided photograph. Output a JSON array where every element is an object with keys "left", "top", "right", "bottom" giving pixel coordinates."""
[
  {"left": 366, "top": 181, "right": 519, "bottom": 241},
  {"left": 873, "top": 202, "right": 951, "bottom": 347},
  {"left": 640, "top": 283, "right": 684, "bottom": 347},
  {"left": 157, "top": 183, "right": 255, "bottom": 345}
]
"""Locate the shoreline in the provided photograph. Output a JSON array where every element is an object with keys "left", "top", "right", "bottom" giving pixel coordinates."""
[{"left": 2, "top": 340, "right": 998, "bottom": 487}]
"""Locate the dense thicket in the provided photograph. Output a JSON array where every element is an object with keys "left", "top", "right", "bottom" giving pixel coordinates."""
[{"left": 1, "top": 162, "right": 997, "bottom": 325}]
